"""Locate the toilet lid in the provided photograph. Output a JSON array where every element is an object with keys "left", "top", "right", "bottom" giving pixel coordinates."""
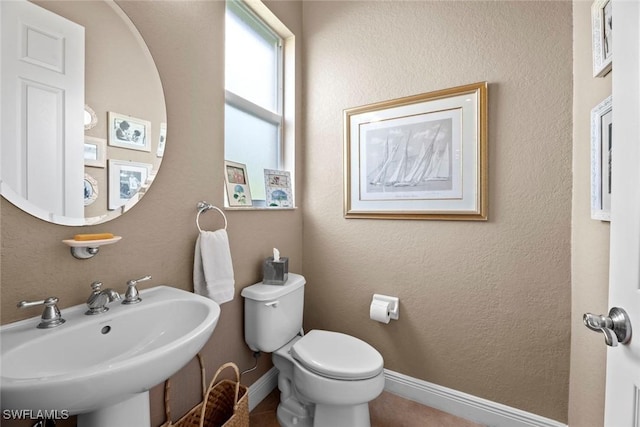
[{"left": 291, "top": 330, "right": 383, "bottom": 380}]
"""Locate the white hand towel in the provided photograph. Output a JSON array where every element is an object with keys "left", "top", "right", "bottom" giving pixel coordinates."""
[{"left": 193, "top": 229, "right": 235, "bottom": 304}]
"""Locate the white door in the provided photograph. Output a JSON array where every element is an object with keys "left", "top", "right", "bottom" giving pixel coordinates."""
[
  {"left": 604, "top": 0, "right": 640, "bottom": 425},
  {"left": 0, "top": 0, "right": 84, "bottom": 219}
]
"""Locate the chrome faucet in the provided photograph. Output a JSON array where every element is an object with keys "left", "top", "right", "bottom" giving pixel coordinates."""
[
  {"left": 122, "top": 275, "right": 152, "bottom": 305},
  {"left": 17, "top": 296, "right": 65, "bottom": 329},
  {"left": 85, "top": 281, "right": 121, "bottom": 315}
]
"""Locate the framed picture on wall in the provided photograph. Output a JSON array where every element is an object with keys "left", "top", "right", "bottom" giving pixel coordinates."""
[
  {"left": 84, "top": 136, "right": 106, "bottom": 168},
  {"left": 224, "top": 160, "right": 253, "bottom": 207},
  {"left": 108, "top": 159, "right": 152, "bottom": 210},
  {"left": 592, "top": 0, "right": 612, "bottom": 77},
  {"left": 157, "top": 122, "right": 167, "bottom": 157},
  {"left": 108, "top": 111, "right": 151, "bottom": 152},
  {"left": 591, "top": 95, "right": 612, "bottom": 221},
  {"left": 343, "top": 82, "right": 488, "bottom": 220},
  {"left": 83, "top": 173, "right": 99, "bottom": 206},
  {"left": 84, "top": 104, "right": 98, "bottom": 131}
]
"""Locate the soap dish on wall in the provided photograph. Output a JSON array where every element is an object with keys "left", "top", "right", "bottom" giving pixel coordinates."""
[{"left": 62, "top": 236, "right": 122, "bottom": 259}]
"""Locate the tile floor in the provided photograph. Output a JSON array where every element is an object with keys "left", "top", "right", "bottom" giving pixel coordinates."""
[{"left": 249, "top": 390, "right": 485, "bottom": 427}]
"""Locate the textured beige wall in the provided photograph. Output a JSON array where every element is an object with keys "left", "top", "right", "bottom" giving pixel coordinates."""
[
  {"left": 568, "top": 1, "right": 611, "bottom": 426},
  {"left": 0, "top": 1, "right": 303, "bottom": 426},
  {"left": 302, "top": 1, "right": 572, "bottom": 422}
]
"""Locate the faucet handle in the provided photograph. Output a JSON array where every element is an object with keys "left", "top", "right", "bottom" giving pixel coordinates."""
[
  {"left": 17, "top": 297, "right": 65, "bottom": 329},
  {"left": 90, "top": 281, "right": 103, "bottom": 292},
  {"left": 126, "top": 275, "right": 151, "bottom": 287},
  {"left": 123, "top": 275, "right": 151, "bottom": 305}
]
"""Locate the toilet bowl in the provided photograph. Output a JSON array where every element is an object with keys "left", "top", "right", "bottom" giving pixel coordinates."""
[{"left": 241, "top": 274, "right": 385, "bottom": 427}]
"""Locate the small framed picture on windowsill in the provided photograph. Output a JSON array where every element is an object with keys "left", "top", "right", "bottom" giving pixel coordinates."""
[
  {"left": 264, "top": 169, "right": 292, "bottom": 208},
  {"left": 225, "top": 160, "right": 253, "bottom": 207}
]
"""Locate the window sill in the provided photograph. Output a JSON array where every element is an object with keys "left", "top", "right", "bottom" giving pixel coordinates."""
[{"left": 224, "top": 206, "right": 297, "bottom": 211}]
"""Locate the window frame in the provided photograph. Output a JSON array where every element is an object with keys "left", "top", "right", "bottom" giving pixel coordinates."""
[{"left": 225, "top": 0, "right": 290, "bottom": 205}]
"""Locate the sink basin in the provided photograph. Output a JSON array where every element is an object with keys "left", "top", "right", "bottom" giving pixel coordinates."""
[{"left": 1, "top": 285, "right": 220, "bottom": 425}]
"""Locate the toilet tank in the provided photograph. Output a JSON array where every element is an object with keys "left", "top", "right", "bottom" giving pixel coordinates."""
[{"left": 241, "top": 273, "right": 306, "bottom": 352}]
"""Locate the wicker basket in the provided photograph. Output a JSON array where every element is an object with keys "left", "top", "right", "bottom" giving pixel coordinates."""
[
  {"left": 163, "top": 356, "right": 249, "bottom": 427},
  {"left": 200, "top": 362, "right": 249, "bottom": 427}
]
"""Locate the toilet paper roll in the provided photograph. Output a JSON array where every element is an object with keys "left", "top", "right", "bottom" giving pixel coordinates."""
[{"left": 370, "top": 300, "right": 391, "bottom": 324}]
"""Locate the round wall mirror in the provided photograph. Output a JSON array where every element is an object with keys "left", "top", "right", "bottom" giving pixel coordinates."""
[{"left": 0, "top": 0, "right": 167, "bottom": 226}]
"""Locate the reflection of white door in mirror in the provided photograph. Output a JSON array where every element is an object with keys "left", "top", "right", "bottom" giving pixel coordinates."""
[{"left": 1, "top": 0, "right": 85, "bottom": 220}]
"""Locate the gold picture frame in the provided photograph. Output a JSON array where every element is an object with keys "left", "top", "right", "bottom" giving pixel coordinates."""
[{"left": 344, "top": 82, "right": 488, "bottom": 220}]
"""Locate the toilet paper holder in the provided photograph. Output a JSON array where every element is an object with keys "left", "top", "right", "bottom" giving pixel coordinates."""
[{"left": 372, "top": 294, "right": 399, "bottom": 320}]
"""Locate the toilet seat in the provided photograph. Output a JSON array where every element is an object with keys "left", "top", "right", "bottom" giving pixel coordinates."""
[{"left": 291, "top": 330, "right": 383, "bottom": 380}]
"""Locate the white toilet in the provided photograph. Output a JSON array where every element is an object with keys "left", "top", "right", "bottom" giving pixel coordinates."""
[{"left": 241, "top": 273, "right": 385, "bottom": 427}]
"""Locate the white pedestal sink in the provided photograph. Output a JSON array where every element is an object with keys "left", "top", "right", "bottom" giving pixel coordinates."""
[{"left": 0, "top": 286, "right": 221, "bottom": 427}]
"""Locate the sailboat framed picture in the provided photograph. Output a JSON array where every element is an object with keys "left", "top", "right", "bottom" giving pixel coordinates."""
[{"left": 344, "top": 82, "right": 488, "bottom": 220}]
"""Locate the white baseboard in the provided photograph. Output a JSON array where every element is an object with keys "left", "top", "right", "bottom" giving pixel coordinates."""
[
  {"left": 384, "top": 369, "right": 567, "bottom": 427},
  {"left": 248, "top": 367, "right": 568, "bottom": 427},
  {"left": 247, "top": 366, "right": 279, "bottom": 412}
]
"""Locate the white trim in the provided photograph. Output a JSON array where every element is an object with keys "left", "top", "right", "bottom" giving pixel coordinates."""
[
  {"left": 225, "top": 90, "right": 282, "bottom": 125},
  {"left": 248, "top": 367, "right": 567, "bottom": 427},
  {"left": 247, "top": 366, "right": 279, "bottom": 412},
  {"left": 384, "top": 369, "right": 567, "bottom": 427}
]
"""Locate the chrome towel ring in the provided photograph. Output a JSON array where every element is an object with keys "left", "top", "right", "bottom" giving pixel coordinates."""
[{"left": 196, "top": 201, "right": 228, "bottom": 231}]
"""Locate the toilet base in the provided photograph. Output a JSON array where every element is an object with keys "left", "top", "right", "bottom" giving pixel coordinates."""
[
  {"left": 314, "top": 402, "right": 371, "bottom": 427},
  {"left": 277, "top": 400, "right": 372, "bottom": 427},
  {"left": 277, "top": 401, "right": 313, "bottom": 427}
]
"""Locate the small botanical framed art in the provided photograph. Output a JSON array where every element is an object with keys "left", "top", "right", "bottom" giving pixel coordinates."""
[
  {"left": 224, "top": 160, "right": 253, "bottom": 207},
  {"left": 592, "top": 0, "right": 612, "bottom": 77},
  {"left": 108, "top": 112, "right": 151, "bottom": 152},
  {"left": 84, "top": 136, "right": 106, "bottom": 168},
  {"left": 591, "top": 95, "right": 612, "bottom": 221},
  {"left": 264, "top": 169, "right": 293, "bottom": 208},
  {"left": 344, "top": 82, "right": 488, "bottom": 220},
  {"left": 108, "top": 159, "right": 152, "bottom": 210}
]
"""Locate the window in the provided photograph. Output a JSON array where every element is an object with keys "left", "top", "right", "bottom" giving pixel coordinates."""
[{"left": 225, "top": 0, "right": 288, "bottom": 204}]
